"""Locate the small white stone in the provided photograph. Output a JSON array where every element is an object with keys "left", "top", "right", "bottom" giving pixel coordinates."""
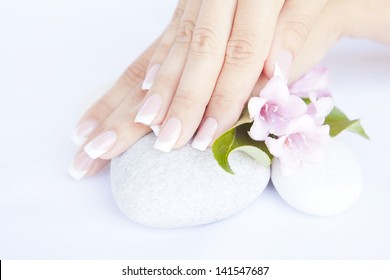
[
  {"left": 111, "top": 133, "right": 270, "bottom": 228},
  {"left": 271, "top": 139, "right": 362, "bottom": 216}
]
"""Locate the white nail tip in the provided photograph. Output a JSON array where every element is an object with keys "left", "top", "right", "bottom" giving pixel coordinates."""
[
  {"left": 134, "top": 113, "right": 157, "bottom": 126},
  {"left": 70, "top": 120, "right": 97, "bottom": 146},
  {"left": 83, "top": 146, "right": 107, "bottom": 159},
  {"left": 154, "top": 140, "right": 174, "bottom": 153},
  {"left": 191, "top": 139, "right": 210, "bottom": 151},
  {"left": 141, "top": 81, "right": 153, "bottom": 91},
  {"left": 70, "top": 132, "right": 86, "bottom": 146},
  {"left": 67, "top": 165, "right": 88, "bottom": 181},
  {"left": 150, "top": 125, "right": 160, "bottom": 136},
  {"left": 274, "top": 62, "right": 287, "bottom": 83}
]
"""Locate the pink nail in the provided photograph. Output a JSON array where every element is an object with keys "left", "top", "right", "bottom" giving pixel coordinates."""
[
  {"left": 68, "top": 151, "right": 95, "bottom": 180},
  {"left": 154, "top": 117, "right": 182, "bottom": 152},
  {"left": 274, "top": 50, "right": 293, "bottom": 83},
  {"left": 134, "top": 94, "right": 162, "bottom": 125},
  {"left": 142, "top": 64, "right": 160, "bottom": 90},
  {"left": 191, "top": 117, "right": 218, "bottom": 151},
  {"left": 71, "top": 119, "right": 98, "bottom": 146},
  {"left": 83, "top": 130, "right": 117, "bottom": 159}
]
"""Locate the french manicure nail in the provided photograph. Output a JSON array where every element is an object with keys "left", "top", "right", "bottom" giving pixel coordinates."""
[
  {"left": 154, "top": 117, "right": 181, "bottom": 152},
  {"left": 71, "top": 119, "right": 97, "bottom": 146},
  {"left": 150, "top": 125, "right": 160, "bottom": 136},
  {"left": 84, "top": 130, "right": 117, "bottom": 159},
  {"left": 191, "top": 117, "right": 218, "bottom": 151},
  {"left": 134, "top": 94, "right": 162, "bottom": 125},
  {"left": 68, "top": 151, "right": 95, "bottom": 180},
  {"left": 142, "top": 64, "right": 160, "bottom": 90},
  {"left": 274, "top": 50, "right": 293, "bottom": 83}
]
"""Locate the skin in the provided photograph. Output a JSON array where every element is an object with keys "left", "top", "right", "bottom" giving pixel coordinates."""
[{"left": 71, "top": 0, "right": 390, "bottom": 178}]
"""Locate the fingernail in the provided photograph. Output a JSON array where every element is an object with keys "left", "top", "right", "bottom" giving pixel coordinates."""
[
  {"left": 134, "top": 94, "right": 162, "bottom": 125},
  {"left": 68, "top": 151, "right": 95, "bottom": 180},
  {"left": 274, "top": 50, "right": 293, "bottom": 83},
  {"left": 142, "top": 64, "right": 160, "bottom": 90},
  {"left": 150, "top": 125, "right": 160, "bottom": 136},
  {"left": 71, "top": 119, "right": 98, "bottom": 146},
  {"left": 191, "top": 117, "right": 218, "bottom": 151},
  {"left": 154, "top": 117, "right": 181, "bottom": 153},
  {"left": 84, "top": 130, "right": 117, "bottom": 159}
]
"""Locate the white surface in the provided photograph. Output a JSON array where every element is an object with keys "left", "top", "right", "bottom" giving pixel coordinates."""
[
  {"left": 111, "top": 133, "right": 270, "bottom": 228},
  {"left": 272, "top": 139, "right": 362, "bottom": 216},
  {"left": 0, "top": 0, "right": 389, "bottom": 259}
]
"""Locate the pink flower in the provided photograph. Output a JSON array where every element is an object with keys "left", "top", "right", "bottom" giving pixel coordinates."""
[
  {"left": 248, "top": 76, "right": 307, "bottom": 141},
  {"left": 289, "top": 66, "right": 331, "bottom": 98},
  {"left": 289, "top": 66, "right": 334, "bottom": 125},
  {"left": 306, "top": 92, "right": 334, "bottom": 125},
  {"left": 265, "top": 115, "right": 330, "bottom": 176}
]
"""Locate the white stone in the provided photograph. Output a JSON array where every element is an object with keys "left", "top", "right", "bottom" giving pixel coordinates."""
[
  {"left": 111, "top": 133, "right": 270, "bottom": 228},
  {"left": 271, "top": 139, "right": 362, "bottom": 216}
]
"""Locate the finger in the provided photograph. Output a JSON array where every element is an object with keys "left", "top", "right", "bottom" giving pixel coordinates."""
[
  {"left": 83, "top": 85, "right": 151, "bottom": 160},
  {"left": 69, "top": 85, "right": 151, "bottom": 180},
  {"left": 68, "top": 150, "right": 108, "bottom": 180},
  {"left": 141, "top": 0, "right": 188, "bottom": 90},
  {"left": 134, "top": 0, "right": 203, "bottom": 127},
  {"left": 251, "top": 74, "right": 269, "bottom": 97},
  {"left": 154, "top": 0, "right": 237, "bottom": 152},
  {"left": 192, "top": 0, "right": 284, "bottom": 150},
  {"left": 289, "top": 0, "right": 343, "bottom": 81},
  {"left": 68, "top": 38, "right": 160, "bottom": 180},
  {"left": 135, "top": 0, "right": 202, "bottom": 127},
  {"left": 263, "top": 0, "right": 328, "bottom": 82},
  {"left": 71, "top": 37, "right": 161, "bottom": 147}
]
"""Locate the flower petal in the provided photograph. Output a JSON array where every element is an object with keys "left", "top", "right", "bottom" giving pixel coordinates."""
[
  {"left": 289, "top": 66, "right": 329, "bottom": 98},
  {"left": 285, "top": 115, "right": 317, "bottom": 135},
  {"left": 248, "top": 97, "right": 267, "bottom": 118},
  {"left": 300, "top": 145, "right": 325, "bottom": 163},
  {"left": 260, "top": 77, "right": 290, "bottom": 103},
  {"left": 248, "top": 118, "right": 269, "bottom": 141},
  {"left": 278, "top": 95, "right": 307, "bottom": 118},
  {"left": 265, "top": 136, "right": 287, "bottom": 157},
  {"left": 314, "top": 97, "right": 334, "bottom": 118}
]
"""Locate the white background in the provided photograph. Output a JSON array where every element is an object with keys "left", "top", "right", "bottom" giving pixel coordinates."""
[{"left": 0, "top": 0, "right": 389, "bottom": 259}]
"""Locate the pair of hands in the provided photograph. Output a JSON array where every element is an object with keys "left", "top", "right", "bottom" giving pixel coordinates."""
[{"left": 69, "top": 0, "right": 390, "bottom": 179}]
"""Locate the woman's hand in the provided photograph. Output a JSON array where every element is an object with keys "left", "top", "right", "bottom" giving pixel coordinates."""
[
  {"left": 69, "top": 0, "right": 390, "bottom": 179},
  {"left": 68, "top": 38, "right": 161, "bottom": 180},
  {"left": 135, "top": 0, "right": 334, "bottom": 152}
]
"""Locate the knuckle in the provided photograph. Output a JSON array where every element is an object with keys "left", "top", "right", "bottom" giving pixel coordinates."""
[
  {"left": 211, "top": 88, "right": 247, "bottom": 110},
  {"left": 225, "top": 31, "right": 258, "bottom": 66},
  {"left": 123, "top": 59, "right": 148, "bottom": 85},
  {"left": 156, "top": 41, "right": 172, "bottom": 57},
  {"left": 129, "top": 87, "right": 146, "bottom": 104},
  {"left": 174, "top": 89, "right": 207, "bottom": 109},
  {"left": 92, "top": 99, "right": 113, "bottom": 118},
  {"left": 282, "top": 15, "right": 312, "bottom": 44},
  {"left": 171, "top": 6, "right": 185, "bottom": 23},
  {"left": 155, "top": 74, "right": 177, "bottom": 90},
  {"left": 175, "top": 19, "right": 195, "bottom": 45},
  {"left": 190, "top": 27, "right": 222, "bottom": 56}
]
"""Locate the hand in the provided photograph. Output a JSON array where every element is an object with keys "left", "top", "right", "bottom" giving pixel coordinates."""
[
  {"left": 69, "top": 0, "right": 390, "bottom": 179},
  {"left": 136, "top": 0, "right": 390, "bottom": 153},
  {"left": 68, "top": 38, "right": 160, "bottom": 179},
  {"left": 135, "top": 0, "right": 331, "bottom": 153}
]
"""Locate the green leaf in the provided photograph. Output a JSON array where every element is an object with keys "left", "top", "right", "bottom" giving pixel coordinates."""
[
  {"left": 324, "top": 106, "right": 369, "bottom": 139},
  {"left": 212, "top": 122, "right": 272, "bottom": 174}
]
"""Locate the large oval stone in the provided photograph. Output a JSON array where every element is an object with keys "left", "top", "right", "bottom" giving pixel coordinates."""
[
  {"left": 271, "top": 139, "right": 362, "bottom": 216},
  {"left": 111, "top": 133, "right": 270, "bottom": 228}
]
